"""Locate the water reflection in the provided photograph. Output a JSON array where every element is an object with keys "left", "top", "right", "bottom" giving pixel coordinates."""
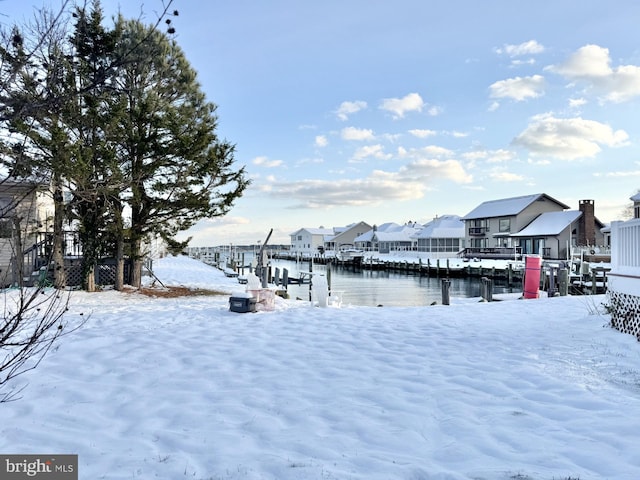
[{"left": 265, "top": 259, "right": 521, "bottom": 307}]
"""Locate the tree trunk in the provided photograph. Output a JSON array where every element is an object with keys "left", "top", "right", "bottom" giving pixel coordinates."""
[
  {"left": 131, "top": 258, "right": 143, "bottom": 288},
  {"left": 11, "top": 217, "right": 23, "bottom": 288},
  {"left": 129, "top": 225, "right": 144, "bottom": 288},
  {"left": 115, "top": 238, "right": 124, "bottom": 290},
  {"left": 52, "top": 181, "right": 66, "bottom": 289},
  {"left": 112, "top": 200, "right": 125, "bottom": 290},
  {"left": 85, "top": 264, "right": 96, "bottom": 292}
]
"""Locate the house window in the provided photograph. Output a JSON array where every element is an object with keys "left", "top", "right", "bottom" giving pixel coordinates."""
[
  {"left": 469, "top": 218, "right": 488, "bottom": 236},
  {"left": 499, "top": 218, "right": 510, "bottom": 233},
  {"left": 635, "top": 204, "right": 640, "bottom": 219},
  {"left": 472, "top": 219, "right": 487, "bottom": 230},
  {"left": 471, "top": 238, "right": 488, "bottom": 249},
  {"left": 0, "top": 219, "right": 12, "bottom": 238}
]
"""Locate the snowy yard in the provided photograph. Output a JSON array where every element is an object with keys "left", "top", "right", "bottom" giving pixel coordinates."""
[{"left": 1, "top": 255, "right": 639, "bottom": 479}]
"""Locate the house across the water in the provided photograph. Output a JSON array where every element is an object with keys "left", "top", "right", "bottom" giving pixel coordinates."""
[{"left": 461, "top": 193, "right": 605, "bottom": 260}]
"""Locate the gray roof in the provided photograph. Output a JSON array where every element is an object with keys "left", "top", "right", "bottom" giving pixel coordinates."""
[
  {"left": 373, "top": 224, "right": 422, "bottom": 242},
  {"left": 462, "top": 193, "right": 570, "bottom": 220},
  {"left": 510, "top": 210, "right": 582, "bottom": 237},
  {"left": 290, "top": 227, "right": 334, "bottom": 236},
  {"left": 354, "top": 223, "right": 402, "bottom": 242},
  {"left": 414, "top": 215, "right": 465, "bottom": 239}
]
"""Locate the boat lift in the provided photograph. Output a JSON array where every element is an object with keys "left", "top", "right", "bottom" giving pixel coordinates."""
[{"left": 255, "top": 229, "right": 273, "bottom": 288}]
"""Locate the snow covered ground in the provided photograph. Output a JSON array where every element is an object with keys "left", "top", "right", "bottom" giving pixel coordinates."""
[{"left": 1, "top": 255, "right": 639, "bottom": 480}]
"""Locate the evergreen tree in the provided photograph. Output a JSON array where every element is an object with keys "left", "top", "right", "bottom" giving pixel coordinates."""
[
  {"left": 0, "top": 1, "right": 246, "bottom": 290},
  {"left": 0, "top": 1, "right": 121, "bottom": 291},
  {"left": 65, "top": 2, "right": 122, "bottom": 291},
  {"left": 0, "top": 7, "right": 76, "bottom": 288},
  {"left": 113, "top": 19, "right": 248, "bottom": 287}
]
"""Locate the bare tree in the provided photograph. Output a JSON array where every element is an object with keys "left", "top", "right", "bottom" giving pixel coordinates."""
[
  {"left": 619, "top": 189, "right": 640, "bottom": 220},
  {"left": 0, "top": 282, "right": 76, "bottom": 403},
  {"left": 0, "top": 184, "right": 81, "bottom": 402}
]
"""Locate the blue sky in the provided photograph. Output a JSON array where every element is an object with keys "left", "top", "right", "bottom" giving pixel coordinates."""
[{"left": 4, "top": 1, "right": 640, "bottom": 246}]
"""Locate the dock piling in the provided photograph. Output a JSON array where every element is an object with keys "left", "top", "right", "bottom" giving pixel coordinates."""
[
  {"left": 558, "top": 268, "right": 568, "bottom": 296},
  {"left": 441, "top": 278, "right": 451, "bottom": 305},
  {"left": 481, "top": 277, "right": 493, "bottom": 302}
]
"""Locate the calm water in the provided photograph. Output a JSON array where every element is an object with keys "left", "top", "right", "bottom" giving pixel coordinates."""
[{"left": 254, "top": 259, "right": 521, "bottom": 307}]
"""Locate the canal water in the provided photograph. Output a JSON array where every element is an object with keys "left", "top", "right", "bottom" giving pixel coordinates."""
[{"left": 264, "top": 259, "right": 522, "bottom": 307}]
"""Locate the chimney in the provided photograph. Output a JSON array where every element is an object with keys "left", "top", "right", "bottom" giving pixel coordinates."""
[{"left": 578, "top": 199, "right": 595, "bottom": 246}]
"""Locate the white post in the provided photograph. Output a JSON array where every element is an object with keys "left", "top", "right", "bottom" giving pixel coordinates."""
[{"left": 610, "top": 221, "right": 620, "bottom": 270}]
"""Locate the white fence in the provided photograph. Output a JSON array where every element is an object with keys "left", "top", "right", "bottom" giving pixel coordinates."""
[
  {"left": 608, "top": 219, "right": 640, "bottom": 338},
  {"left": 610, "top": 219, "right": 640, "bottom": 277}
]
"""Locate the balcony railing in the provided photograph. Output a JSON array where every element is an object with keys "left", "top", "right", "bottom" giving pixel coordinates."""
[
  {"left": 468, "top": 227, "right": 488, "bottom": 236},
  {"left": 461, "top": 247, "right": 522, "bottom": 259}
]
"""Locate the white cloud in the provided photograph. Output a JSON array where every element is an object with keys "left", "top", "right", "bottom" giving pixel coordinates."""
[
  {"left": 252, "top": 156, "right": 284, "bottom": 168},
  {"left": 550, "top": 44, "right": 612, "bottom": 79},
  {"left": 462, "top": 149, "right": 516, "bottom": 163},
  {"left": 350, "top": 144, "right": 392, "bottom": 162},
  {"left": 450, "top": 131, "right": 468, "bottom": 138},
  {"left": 593, "top": 170, "right": 640, "bottom": 177},
  {"left": 548, "top": 44, "right": 640, "bottom": 103},
  {"left": 409, "top": 129, "right": 437, "bottom": 138},
  {"left": 267, "top": 174, "right": 425, "bottom": 209},
  {"left": 527, "top": 158, "right": 551, "bottom": 166},
  {"left": 427, "top": 106, "right": 443, "bottom": 116},
  {"left": 489, "top": 171, "right": 525, "bottom": 182},
  {"left": 296, "top": 157, "right": 325, "bottom": 166},
  {"left": 511, "top": 58, "right": 536, "bottom": 67},
  {"left": 198, "top": 215, "right": 251, "bottom": 226},
  {"left": 488, "top": 101, "right": 500, "bottom": 112},
  {"left": 487, "top": 149, "right": 517, "bottom": 163},
  {"left": 379, "top": 93, "right": 425, "bottom": 119},
  {"left": 513, "top": 114, "right": 629, "bottom": 160},
  {"left": 341, "top": 126, "right": 375, "bottom": 141},
  {"left": 266, "top": 156, "right": 472, "bottom": 208},
  {"left": 399, "top": 159, "right": 473, "bottom": 184},
  {"left": 489, "top": 75, "right": 545, "bottom": 101},
  {"left": 396, "top": 146, "right": 471, "bottom": 183},
  {"left": 399, "top": 145, "right": 454, "bottom": 158},
  {"left": 569, "top": 97, "right": 587, "bottom": 108},
  {"left": 380, "top": 133, "right": 403, "bottom": 143},
  {"left": 335, "top": 100, "right": 367, "bottom": 121},
  {"left": 496, "top": 40, "right": 545, "bottom": 57},
  {"left": 315, "top": 135, "right": 328, "bottom": 147},
  {"left": 462, "top": 151, "right": 488, "bottom": 161}
]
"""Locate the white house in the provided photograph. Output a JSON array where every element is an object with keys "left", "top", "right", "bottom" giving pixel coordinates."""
[
  {"left": 413, "top": 215, "right": 465, "bottom": 258},
  {"left": 608, "top": 192, "right": 640, "bottom": 338},
  {"left": 289, "top": 227, "right": 335, "bottom": 256}
]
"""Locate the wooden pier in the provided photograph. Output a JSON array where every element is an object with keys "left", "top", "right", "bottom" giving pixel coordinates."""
[
  {"left": 270, "top": 252, "right": 525, "bottom": 283},
  {"left": 209, "top": 250, "right": 610, "bottom": 297}
]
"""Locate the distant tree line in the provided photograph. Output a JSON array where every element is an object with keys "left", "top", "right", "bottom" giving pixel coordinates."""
[{"left": 0, "top": 0, "right": 249, "bottom": 291}]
